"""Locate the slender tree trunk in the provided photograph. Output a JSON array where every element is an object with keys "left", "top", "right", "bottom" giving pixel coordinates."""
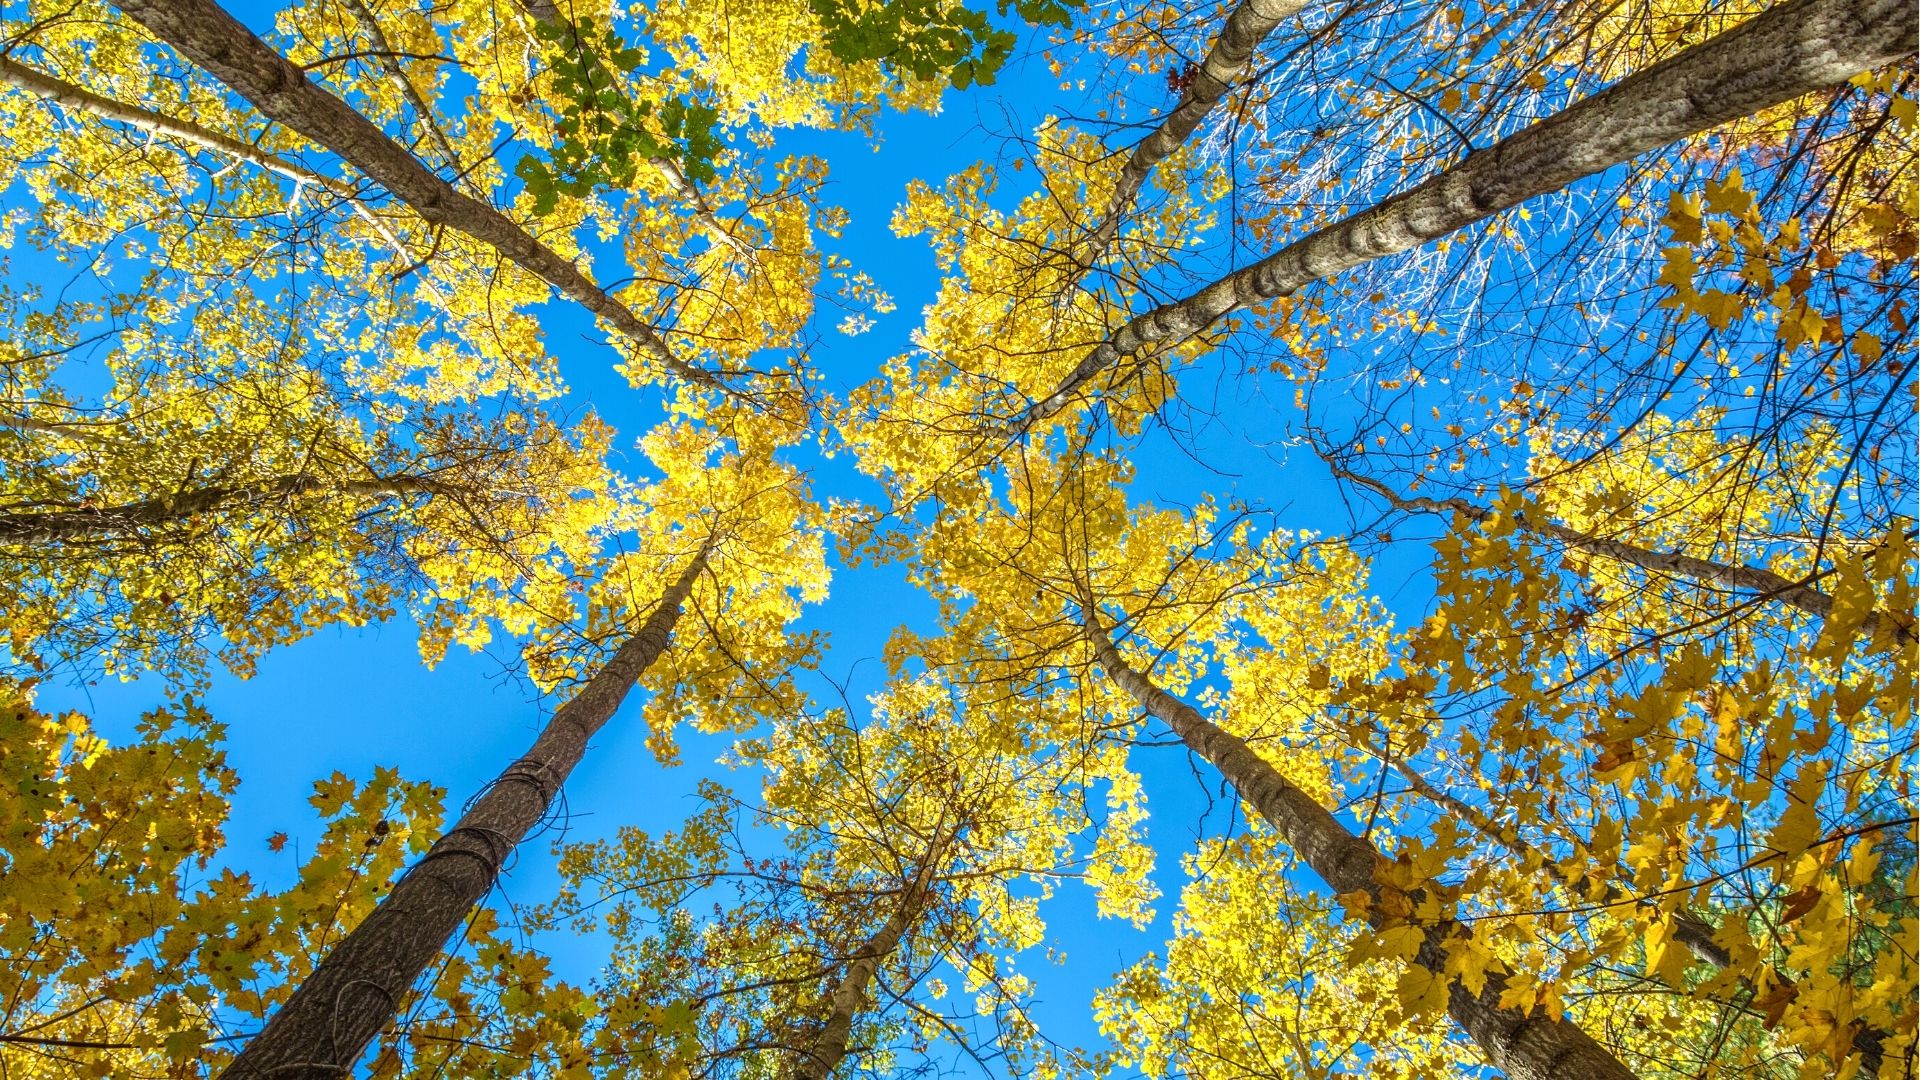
[
  {"left": 1078, "top": 599, "right": 1644, "bottom": 1080},
  {"left": 1078, "top": 0, "right": 1309, "bottom": 266},
  {"left": 1331, "top": 464, "right": 1917, "bottom": 648},
  {"left": 0, "top": 471, "right": 461, "bottom": 546},
  {"left": 0, "top": 411, "right": 117, "bottom": 447},
  {"left": 218, "top": 547, "right": 710, "bottom": 1080},
  {"left": 1012, "top": 0, "right": 1917, "bottom": 434},
  {"left": 794, "top": 826, "right": 950, "bottom": 1080},
  {"left": 0, "top": 54, "right": 329, "bottom": 190},
  {"left": 0, "top": 55, "right": 442, "bottom": 298},
  {"left": 110, "top": 0, "right": 733, "bottom": 397},
  {"left": 338, "top": 0, "right": 464, "bottom": 176}
]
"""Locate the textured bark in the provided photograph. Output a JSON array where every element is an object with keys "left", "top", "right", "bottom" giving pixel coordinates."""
[
  {"left": 0, "top": 54, "right": 441, "bottom": 297},
  {"left": 1079, "top": 0, "right": 1309, "bottom": 264},
  {"left": 794, "top": 828, "right": 950, "bottom": 1080},
  {"left": 1014, "top": 0, "right": 1918, "bottom": 433},
  {"left": 111, "top": 0, "right": 731, "bottom": 396},
  {"left": 1079, "top": 603, "right": 1645, "bottom": 1080},
  {"left": 218, "top": 549, "right": 710, "bottom": 1079},
  {"left": 1333, "top": 465, "right": 1918, "bottom": 649},
  {"left": 0, "top": 471, "right": 460, "bottom": 546}
]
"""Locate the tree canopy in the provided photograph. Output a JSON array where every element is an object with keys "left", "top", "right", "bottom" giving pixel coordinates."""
[{"left": 0, "top": 0, "right": 1913, "bottom": 1078}]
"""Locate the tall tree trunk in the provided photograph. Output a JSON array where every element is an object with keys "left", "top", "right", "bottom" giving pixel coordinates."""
[
  {"left": 0, "top": 471, "right": 461, "bottom": 546},
  {"left": 1077, "top": 597, "right": 1644, "bottom": 1080},
  {"left": 1078, "top": 0, "right": 1309, "bottom": 266},
  {"left": 218, "top": 546, "right": 711, "bottom": 1080},
  {"left": 109, "top": 0, "right": 734, "bottom": 398},
  {"left": 1330, "top": 464, "right": 1918, "bottom": 648},
  {"left": 1012, "top": 0, "right": 1916, "bottom": 434},
  {"left": 794, "top": 826, "right": 950, "bottom": 1080}
]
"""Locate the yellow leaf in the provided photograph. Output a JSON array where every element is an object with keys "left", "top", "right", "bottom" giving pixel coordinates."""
[
  {"left": 1643, "top": 915, "right": 1673, "bottom": 976},
  {"left": 1375, "top": 885, "right": 1415, "bottom": 919},
  {"left": 1373, "top": 924, "right": 1427, "bottom": 963},
  {"left": 1395, "top": 962, "right": 1451, "bottom": 1020},
  {"left": 1767, "top": 797, "right": 1821, "bottom": 864},
  {"left": 1812, "top": 551, "right": 1875, "bottom": 664},
  {"left": 1704, "top": 170, "right": 1752, "bottom": 216},
  {"left": 1852, "top": 330, "right": 1883, "bottom": 367},
  {"left": 1662, "top": 192, "right": 1704, "bottom": 244},
  {"left": 1657, "top": 245, "right": 1697, "bottom": 297},
  {"left": 1444, "top": 934, "right": 1501, "bottom": 997}
]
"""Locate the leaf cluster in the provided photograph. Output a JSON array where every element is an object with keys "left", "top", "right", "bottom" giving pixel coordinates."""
[
  {"left": 810, "top": 0, "right": 1077, "bottom": 89},
  {"left": 515, "top": 18, "right": 722, "bottom": 215}
]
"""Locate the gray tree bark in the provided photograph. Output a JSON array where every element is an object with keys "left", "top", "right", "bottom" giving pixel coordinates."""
[
  {"left": 1079, "top": 596, "right": 1644, "bottom": 1080},
  {"left": 110, "top": 0, "right": 734, "bottom": 397},
  {"left": 1078, "top": 0, "right": 1310, "bottom": 265},
  {"left": 217, "top": 547, "right": 710, "bottom": 1079},
  {"left": 793, "top": 827, "right": 950, "bottom": 1080},
  {"left": 0, "top": 471, "right": 461, "bottom": 546},
  {"left": 1013, "top": 0, "right": 1917, "bottom": 434}
]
